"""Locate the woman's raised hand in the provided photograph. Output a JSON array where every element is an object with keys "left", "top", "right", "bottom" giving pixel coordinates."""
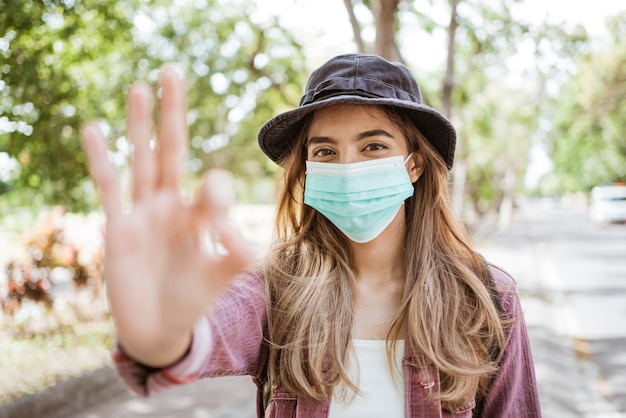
[{"left": 81, "top": 68, "right": 256, "bottom": 367}]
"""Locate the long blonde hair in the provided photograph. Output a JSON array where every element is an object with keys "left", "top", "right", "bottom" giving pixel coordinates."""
[{"left": 263, "top": 105, "right": 506, "bottom": 412}]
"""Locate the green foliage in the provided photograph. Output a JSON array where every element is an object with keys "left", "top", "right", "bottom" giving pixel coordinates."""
[
  {"left": 548, "top": 16, "right": 626, "bottom": 193},
  {"left": 460, "top": 80, "right": 538, "bottom": 214},
  {"left": 350, "top": 0, "right": 537, "bottom": 214},
  {"left": 0, "top": 0, "right": 307, "bottom": 211},
  {"left": 139, "top": 0, "right": 307, "bottom": 189},
  {"left": 422, "top": 0, "right": 532, "bottom": 213},
  {"left": 0, "top": 0, "right": 141, "bottom": 211},
  {"left": 551, "top": 56, "right": 626, "bottom": 189}
]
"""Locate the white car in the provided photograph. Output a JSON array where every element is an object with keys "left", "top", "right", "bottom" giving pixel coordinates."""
[{"left": 590, "top": 184, "right": 626, "bottom": 224}]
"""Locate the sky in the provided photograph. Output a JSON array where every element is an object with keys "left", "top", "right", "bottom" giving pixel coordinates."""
[
  {"left": 515, "top": 0, "right": 625, "bottom": 37},
  {"left": 254, "top": 0, "right": 625, "bottom": 67}
]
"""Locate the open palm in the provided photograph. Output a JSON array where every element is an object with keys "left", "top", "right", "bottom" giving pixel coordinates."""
[{"left": 81, "top": 69, "right": 256, "bottom": 367}]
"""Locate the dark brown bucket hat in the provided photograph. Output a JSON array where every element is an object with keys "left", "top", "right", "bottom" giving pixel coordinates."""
[{"left": 257, "top": 53, "right": 457, "bottom": 170}]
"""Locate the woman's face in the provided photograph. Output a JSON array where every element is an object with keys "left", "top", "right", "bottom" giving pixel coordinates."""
[{"left": 306, "top": 103, "right": 423, "bottom": 182}]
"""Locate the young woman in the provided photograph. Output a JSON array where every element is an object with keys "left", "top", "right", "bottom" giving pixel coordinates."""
[{"left": 82, "top": 54, "right": 541, "bottom": 417}]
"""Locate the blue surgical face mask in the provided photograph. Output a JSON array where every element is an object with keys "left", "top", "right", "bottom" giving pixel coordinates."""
[{"left": 304, "top": 154, "right": 415, "bottom": 243}]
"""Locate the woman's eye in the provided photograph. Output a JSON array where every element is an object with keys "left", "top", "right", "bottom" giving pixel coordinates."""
[
  {"left": 312, "top": 148, "right": 334, "bottom": 158},
  {"left": 363, "top": 143, "right": 387, "bottom": 152}
]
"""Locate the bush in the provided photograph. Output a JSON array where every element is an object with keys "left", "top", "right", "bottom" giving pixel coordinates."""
[{"left": 0, "top": 207, "right": 112, "bottom": 405}]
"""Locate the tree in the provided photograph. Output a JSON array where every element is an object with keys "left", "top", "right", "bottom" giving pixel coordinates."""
[
  {"left": 548, "top": 14, "right": 626, "bottom": 192},
  {"left": 140, "top": 0, "right": 307, "bottom": 200},
  {"left": 0, "top": 0, "right": 307, "bottom": 210},
  {"left": 433, "top": 0, "right": 528, "bottom": 218},
  {"left": 342, "top": 0, "right": 403, "bottom": 61},
  {"left": 0, "top": 0, "right": 141, "bottom": 210},
  {"left": 461, "top": 82, "right": 537, "bottom": 225},
  {"left": 341, "top": 0, "right": 531, "bottom": 221}
]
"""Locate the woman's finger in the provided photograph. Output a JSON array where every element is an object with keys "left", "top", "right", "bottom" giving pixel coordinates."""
[
  {"left": 127, "top": 81, "right": 156, "bottom": 201},
  {"left": 156, "top": 66, "right": 188, "bottom": 191},
  {"left": 192, "top": 170, "right": 256, "bottom": 264},
  {"left": 81, "top": 123, "right": 123, "bottom": 218},
  {"left": 213, "top": 220, "right": 257, "bottom": 276},
  {"left": 193, "top": 170, "right": 236, "bottom": 221},
  {"left": 192, "top": 170, "right": 256, "bottom": 273}
]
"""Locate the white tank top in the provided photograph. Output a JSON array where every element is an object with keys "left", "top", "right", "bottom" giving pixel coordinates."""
[{"left": 328, "top": 340, "right": 405, "bottom": 418}]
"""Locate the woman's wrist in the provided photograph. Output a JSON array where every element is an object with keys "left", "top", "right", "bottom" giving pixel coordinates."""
[{"left": 119, "top": 327, "right": 194, "bottom": 369}]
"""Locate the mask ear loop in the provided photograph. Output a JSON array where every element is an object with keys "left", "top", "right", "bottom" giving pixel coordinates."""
[
  {"left": 402, "top": 153, "right": 416, "bottom": 205},
  {"left": 404, "top": 152, "right": 422, "bottom": 186}
]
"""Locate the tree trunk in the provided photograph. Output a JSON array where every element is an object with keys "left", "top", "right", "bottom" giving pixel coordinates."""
[
  {"left": 441, "top": 0, "right": 458, "bottom": 117},
  {"left": 343, "top": 0, "right": 366, "bottom": 53},
  {"left": 497, "top": 167, "right": 516, "bottom": 230},
  {"left": 444, "top": 0, "right": 466, "bottom": 217},
  {"left": 370, "top": 0, "right": 403, "bottom": 62}
]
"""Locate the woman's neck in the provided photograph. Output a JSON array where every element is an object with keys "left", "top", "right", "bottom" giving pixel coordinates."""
[
  {"left": 350, "top": 220, "right": 406, "bottom": 339},
  {"left": 350, "top": 208, "right": 407, "bottom": 285}
]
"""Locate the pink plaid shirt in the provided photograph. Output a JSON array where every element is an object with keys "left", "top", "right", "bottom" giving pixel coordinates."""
[{"left": 113, "top": 264, "right": 541, "bottom": 417}]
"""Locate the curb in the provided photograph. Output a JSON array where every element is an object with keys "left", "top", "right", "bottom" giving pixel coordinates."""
[{"left": 0, "top": 366, "right": 126, "bottom": 418}]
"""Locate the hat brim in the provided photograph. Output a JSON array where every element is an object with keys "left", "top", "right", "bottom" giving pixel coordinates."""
[{"left": 257, "top": 95, "right": 457, "bottom": 170}]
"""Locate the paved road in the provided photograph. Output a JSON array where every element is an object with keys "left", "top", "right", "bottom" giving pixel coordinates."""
[
  {"left": 478, "top": 198, "right": 626, "bottom": 418},
  {"left": 73, "top": 199, "right": 626, "bottom": 418}
]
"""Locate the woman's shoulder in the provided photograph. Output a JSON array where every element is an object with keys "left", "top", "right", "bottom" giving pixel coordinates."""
[
  {"left": 486, "top": 262, "right": 521, "bottom": 316},
  {"left": 486, "top": 263, "right": 517, "bottom": 292},
  {"left": 225, "top": 269, "right": 266, "bottom": 300},
  {"left": 209, "top": 269, "right": 266, "bottom": 316}
]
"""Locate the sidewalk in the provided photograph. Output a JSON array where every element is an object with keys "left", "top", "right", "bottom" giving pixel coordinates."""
[
  {"left": 76, "top": 375, "right": 257, "bottom": 418},
  {"left": 0, "top": 368, "right": 257, "bottom": 418}
]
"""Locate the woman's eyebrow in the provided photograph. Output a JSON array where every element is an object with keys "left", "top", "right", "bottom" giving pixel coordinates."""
[
  {"left": 355, "top": 129, "right": 395, "bottom": 141},
  {"left": 307, "top": 129, "right": 395, "bottom": 146},
  {"left": 307, "top": 136, "right": 337, "bottom": 147}
]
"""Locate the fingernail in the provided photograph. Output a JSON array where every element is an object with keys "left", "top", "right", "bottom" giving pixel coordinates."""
[
  {"left": 130, "top": 81, "right": 153, "bottom": 98},
  {"left": 81, "top": 123, "right": 100, "bottom": 140},
  {"left": 160, "top": 63, "right": 185, "bottom": 82}
]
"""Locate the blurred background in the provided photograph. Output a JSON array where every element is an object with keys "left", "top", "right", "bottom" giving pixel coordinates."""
[{"left": 0, "top": 0, "right": 625, "bottom": 417}]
